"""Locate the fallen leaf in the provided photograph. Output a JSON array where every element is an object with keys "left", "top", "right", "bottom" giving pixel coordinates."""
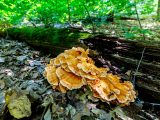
[
  {"left": 65, "top": 104, "right": 76, "bottom": 118},
  {"left": 5, "top": 91, "right": 31, "bottom": 119},
  {"left": 91, "top": 108, "right": 112, "bottom": 120},
  {"left": 125, "top": 70, "right": 131, "bottom": 76},
  {"left": 0, "top": 92, "right": 6, "bottom": 116},
  {"left": 75, "top": 102, "right": 90, "bottom": 116},
  {"left": 72, "top": 113, "right": 81, "bottom": 120},
  {"left": 16, "top": 55, "right": 27, "bottom": 61},
  {"left": 111, "top": 107, "right": 130, "bottom": 120},
  {"left": 44, "top": 107, "right": 52, "bottom": 120},
  {"left": 0, "top": 57, "right": 5, "bottom": 63},
  {"left": 0, "top": 80, "right": 5, "bottom": 89},
  {"left": 28, "top": 60, "right": 42, "bottom": 67},
  {"left": 86, "top": 103, "right": 97, "bottom": 110},
  {"left": 32, "top": 72, "right": 39, "bottom": 79}
]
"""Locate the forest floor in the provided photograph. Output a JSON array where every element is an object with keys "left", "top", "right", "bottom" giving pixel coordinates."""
[
  {"left": 91, "top": 19, "right": 160, "bottom": 46},
  {"left": 0, "top": 18, "right": 160, "bottom": 120},
  {"left": 0, "top": 38, "right": 160, "bottom": 120}
]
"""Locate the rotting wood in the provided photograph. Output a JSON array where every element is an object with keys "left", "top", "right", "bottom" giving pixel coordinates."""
[
  {"left": 111, "top": 54, "right": 160, "bottom": 76},
  {"left": 82, "top": 35, "right": 160, "bottom": 102}
]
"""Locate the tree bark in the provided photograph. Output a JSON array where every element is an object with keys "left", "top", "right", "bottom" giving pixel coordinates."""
[{"left": 157, "top": 0, "right": 160, "bottom": 21}]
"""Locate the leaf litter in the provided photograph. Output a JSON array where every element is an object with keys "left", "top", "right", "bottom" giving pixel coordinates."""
[{"left": 0, "top": 38, "right": 157, "bottom": 120}]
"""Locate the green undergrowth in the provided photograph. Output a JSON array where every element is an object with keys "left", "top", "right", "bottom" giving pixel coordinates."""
[{"left": 95, "top": 20, "right": 160, "bottom": 47}]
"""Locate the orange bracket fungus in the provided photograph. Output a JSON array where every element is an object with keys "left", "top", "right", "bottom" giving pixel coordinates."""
[{"left": 44, "top": 47, "right": 136, "bottom": 106}]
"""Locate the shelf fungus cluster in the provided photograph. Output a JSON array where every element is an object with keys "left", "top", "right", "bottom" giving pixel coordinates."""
[{"left": 44, "top": 47, "right": 136, "bottom": 105}]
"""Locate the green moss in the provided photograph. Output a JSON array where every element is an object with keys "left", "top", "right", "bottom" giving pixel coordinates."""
[{"left": 6, "top": 27, "right": 91, "bottom": 53}]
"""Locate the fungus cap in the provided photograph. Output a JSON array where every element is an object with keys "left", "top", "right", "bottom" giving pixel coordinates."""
[
  {"left": 56, "top": 67, "right": 86, "bottom": 90},
  {"left": 44, "top": 47, "right": 136, "bottom": 106},
  {"left": 44, "top": 64, "right": 59, "bottom": 86}
]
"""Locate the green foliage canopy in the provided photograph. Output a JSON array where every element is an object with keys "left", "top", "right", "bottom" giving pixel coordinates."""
[{"left": 0, "top": 0, "right": 158, "bottom": 26}]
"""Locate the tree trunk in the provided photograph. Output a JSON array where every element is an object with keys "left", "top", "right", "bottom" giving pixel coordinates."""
[{"left": 157, "top": 0, "right": 160, "bottom": 21}]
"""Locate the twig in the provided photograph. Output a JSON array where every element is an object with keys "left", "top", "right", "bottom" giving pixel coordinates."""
[
  {"left": 132, "top": 1, "right": 146, "bottom": 86},
  {"left": 132, "top": 47, "right": 146, "bottom": 85}
]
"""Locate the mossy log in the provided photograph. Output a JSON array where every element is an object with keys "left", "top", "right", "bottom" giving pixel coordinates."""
[{"left": 6, "top": 27, "right": 91, "bottom": 55}]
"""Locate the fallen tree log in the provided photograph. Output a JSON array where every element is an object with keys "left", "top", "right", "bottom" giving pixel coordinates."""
[
  {"left": 5, "top": 27, "right": 91, "bottom": 55},
  {"left": 82, "top": 35, "right": 160, "bottom": 102},
  {"left": 111, "top": 54, "right": 160, "bottom": 77},
  {"left": 84, "top": 35, "right": 160, "bottom": 62},
  {"left": 4, "top": 28, "right": 160, "bottom": 102}
]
